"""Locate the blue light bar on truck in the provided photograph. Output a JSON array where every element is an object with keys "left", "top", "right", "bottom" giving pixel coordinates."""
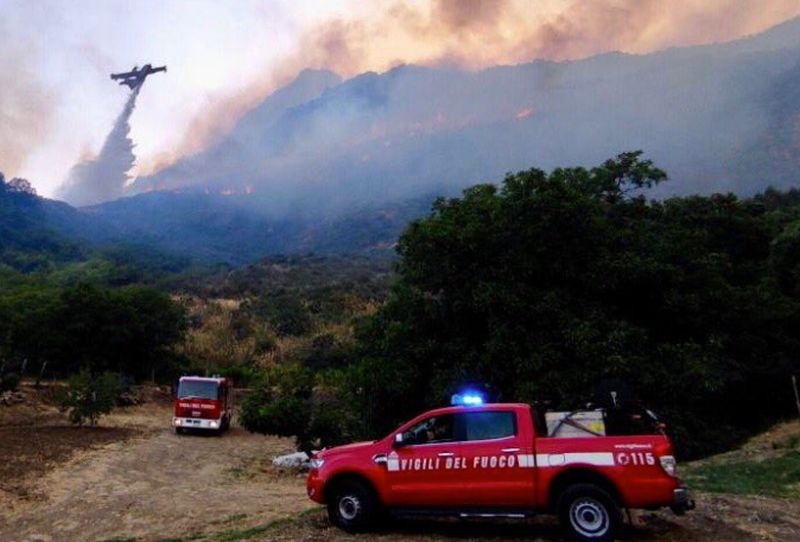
[{"left": 451, "top": 392, "right": 484, "bottom": 406}]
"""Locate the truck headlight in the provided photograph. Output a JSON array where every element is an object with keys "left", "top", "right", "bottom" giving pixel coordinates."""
[
  {"left": 309, "top": 458, "right": 325, "bottom": 469},
  {"left": 660, "top": 455, "right": 677, "bottom": 477},
  {"left": 174, "top": 419, "right": 182, "bottom": 426},
  {"left": 209, "top": 421, "right": 219, "bottom": 428}
]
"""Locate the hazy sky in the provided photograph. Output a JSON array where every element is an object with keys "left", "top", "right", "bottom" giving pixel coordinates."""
[{"left": 2, "top": 0, "right": 799, "bottom": 197}]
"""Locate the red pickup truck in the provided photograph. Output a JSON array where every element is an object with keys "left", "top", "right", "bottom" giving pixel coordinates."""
[{"left": 307, "top": 400, "right": 693, "bottom": 542}]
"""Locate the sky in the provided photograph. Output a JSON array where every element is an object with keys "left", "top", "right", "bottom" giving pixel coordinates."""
[{"left": 2, "top": 0, "right": 800, "bottom": 198}]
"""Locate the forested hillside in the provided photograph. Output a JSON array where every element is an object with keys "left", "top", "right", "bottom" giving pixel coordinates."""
[
  {"left": 0, "top": 175, "right": 83, "bottom": 272},
  {"left": 46, "top": 190, "right": 430, "bottom": 265}
]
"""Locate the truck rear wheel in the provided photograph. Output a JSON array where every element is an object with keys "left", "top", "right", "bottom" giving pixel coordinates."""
[
  {"left": 326, "top": 479, "right": 379, "bottom": 532},
  {"left": 557, "top": 483, "right": 621, "bottom": 542}
]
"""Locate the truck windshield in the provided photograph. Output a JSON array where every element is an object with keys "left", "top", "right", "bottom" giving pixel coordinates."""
[{"left": 177, "top": 380, "right": 218, "bottom": 400}]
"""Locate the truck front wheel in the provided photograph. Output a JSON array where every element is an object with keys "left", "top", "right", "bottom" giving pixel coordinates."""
[
  {"left": 326, "top": 479, "right": 379, "bottom": 532},
  {"left": 557, "top": 483, "right": 621, "bottom": 542}
]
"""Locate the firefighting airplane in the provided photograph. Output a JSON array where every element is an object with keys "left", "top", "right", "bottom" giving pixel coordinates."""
[{"left": 110, "top": 64, "right": 167, "bottom": 89}]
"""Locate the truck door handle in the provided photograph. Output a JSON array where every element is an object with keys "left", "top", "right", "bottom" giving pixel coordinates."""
[
  {"left": 501, "top": 447, "right": 521, "bottom": 453},
  {"left": 373, "top": 454, "right": 387, "bottom": 465},
  {"left": 438, "top": 452, "right": 455, "bottom": 457}
]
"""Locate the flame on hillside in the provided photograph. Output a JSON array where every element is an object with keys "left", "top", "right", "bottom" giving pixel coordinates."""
[{"left": 515, "top": 107, "right": 534, "bottom": 119}]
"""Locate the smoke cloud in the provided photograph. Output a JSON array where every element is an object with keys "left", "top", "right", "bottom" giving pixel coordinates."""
[
  {"left": 131, "top": 7, "right": 800, "bottom": 217},
  {"left": 0, "top": 25, "right": 54, "bottom": 178},
  {"left": 141, "top": 0, "right": 800, "bottom": 177},
  {"left": 57, "top": 86, "right": 141, "bottom": 206}
]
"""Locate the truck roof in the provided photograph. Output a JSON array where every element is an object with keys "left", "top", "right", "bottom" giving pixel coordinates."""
[
  {"left": 424, "top": 402, "right": 530, "bottom": 416},
  {"left": 178, "top": 376, "right": 228, "bottom": 383}
]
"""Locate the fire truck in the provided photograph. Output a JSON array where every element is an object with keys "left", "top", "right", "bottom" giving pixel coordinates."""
[
  {"left": 307, "top": 394, "right": 694, "bottom": 542},
  {"left": 172, "top": 376, "right": 232, "bottom": 434}
]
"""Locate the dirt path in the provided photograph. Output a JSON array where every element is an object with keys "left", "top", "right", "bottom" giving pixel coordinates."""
[
  {"left": 259, "top": 493, "right": 800, "bottom": 542},
  {"left": 0, "top": 405, "right": 314, "bottom": 542},
  {"left": 0, "top": 425, "right": 138, "bottom": 507}
]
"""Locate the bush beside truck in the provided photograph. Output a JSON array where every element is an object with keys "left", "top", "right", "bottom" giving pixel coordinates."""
[
  {"left": 240, "top": 364, "right": 357, "bottom": 452},
  {"left": 60, "top": 370, "right": 122, "bottom": 426}
]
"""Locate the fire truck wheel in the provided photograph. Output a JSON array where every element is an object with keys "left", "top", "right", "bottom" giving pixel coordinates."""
[
  {"left": 557, "top": 483, "right": 621, "bottom": 542},
  {"left": 326, "top": 479, "right": 379, "bottom": 532},
  {"left": 175, "top": 427, "right": 184, "bottom": 435}
]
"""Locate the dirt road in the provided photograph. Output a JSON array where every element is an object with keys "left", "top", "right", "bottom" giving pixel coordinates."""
[
  {"left": 0, "top": 404, "right": 313, "bottom": 542},
  {"left": 233, "top": 490, "right": 800, "bottom": 542}
]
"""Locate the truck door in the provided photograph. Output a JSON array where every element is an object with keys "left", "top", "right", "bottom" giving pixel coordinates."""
[
  {"left": 386, "top": 413, "right": 471, "bottom": 507},
  {"left": 455, "top": 409, "right": 536, "bottom": 507}
]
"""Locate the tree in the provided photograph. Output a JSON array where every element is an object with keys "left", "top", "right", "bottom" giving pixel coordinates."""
[
  {"left": 6, "top": 177, "right": 36, "bottom": 195},
  {"left": 61, "top": 370, "right": 122, "bottom": 426},
  {"left": 771, "top": 220, "right": 800, "bottom": 296},
  {"left": 239, "top": 364, "right": 355, "bottom": 452},
  {"left": 0, "top": 283, "right": 187, "bottom": 381}
]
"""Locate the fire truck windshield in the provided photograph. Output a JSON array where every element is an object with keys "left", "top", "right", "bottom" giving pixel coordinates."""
[{"left": 177, "top": 380, "right": 219, "bottom": 400}]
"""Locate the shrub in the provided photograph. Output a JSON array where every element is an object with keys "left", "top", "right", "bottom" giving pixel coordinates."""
[
  {"left": 304, "top": 333, "right": 351, "bottom": 370},
  {"left": 253, "top": 328, "right": 278, "bottom": 354},
  {"left": 239, "top": 364, "right": 354, "bottom": 452},
  {"left": 61, "top": 370, "right": 122, "bottom": 426},
  {"left": 248, "top": 293, "right": 312, "bottom": 337}
]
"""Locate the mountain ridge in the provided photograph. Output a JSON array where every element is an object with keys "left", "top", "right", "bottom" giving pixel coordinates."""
[{"left": 131, "top": 16, "right": 800, "bottom": 212}]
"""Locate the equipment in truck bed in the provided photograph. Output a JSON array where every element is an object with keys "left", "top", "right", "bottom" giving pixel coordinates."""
[{"left": 546, "top": 410, "right": 606, "bottom": 437}]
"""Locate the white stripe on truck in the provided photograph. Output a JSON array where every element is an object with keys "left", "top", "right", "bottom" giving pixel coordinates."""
[
  {"left": 517, "top": 454, "right": 536, "bottom": 467},
  {"left": 535, "top": 452, "right": 615, "bottom": 467}
]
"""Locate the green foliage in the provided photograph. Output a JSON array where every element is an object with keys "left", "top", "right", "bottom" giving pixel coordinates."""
[
  {"left": 253, "top": 328, "right": 278, "bottom": 354},
  {"left": 1, "top": 172, "right": 195, "bottom": 286},
  {"left": 305, "top": 333, "right": 351, "bottom": 370},
  {"left": 45, "top": 245, "right": 191, "bottom": 288},
  {"left": 0, "top": 174, "right": 84, "bottom": 272},
  {"left": 246, "top": 292, "right": 312, "bottom": 337},
  {"left": 0, "top": 282, "right": 187, "bottom": 382},
  {"left": 239, "top": 364, "right": 312, "bottom": 449},
  {"left": 239, "top": 364, "right": 355, "bottom": 452},
  {"left": 770, "top": 220, "right": 800, "bottom": 296},
  {"left": 684, "top": 452, "right": 800, "bottom": 498},
  {"left": 191, "top": 254, "right": 392, "bottom": 321},
  {"left": 62, "top": 370, "right": 122, "bottom": 426}
]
